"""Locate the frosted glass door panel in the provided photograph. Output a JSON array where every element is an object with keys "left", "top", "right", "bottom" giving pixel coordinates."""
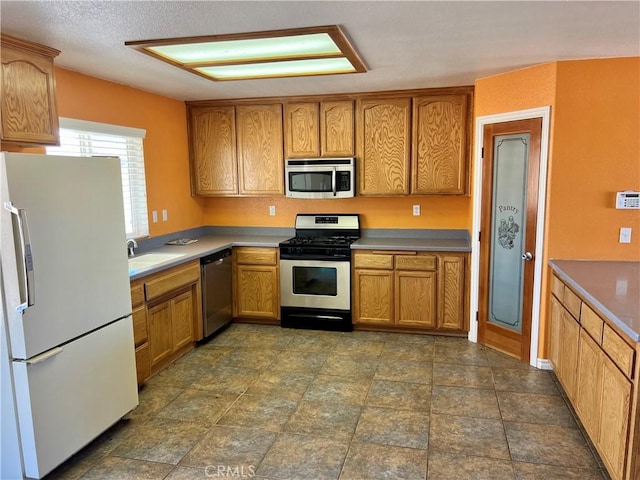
[{"left": 488, "top": 134, "right": 529, "bottom": 333}]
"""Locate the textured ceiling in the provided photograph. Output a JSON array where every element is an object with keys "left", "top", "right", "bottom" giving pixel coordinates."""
[{"left": 1, "top": 1, "right": 638, "bottom": 101}]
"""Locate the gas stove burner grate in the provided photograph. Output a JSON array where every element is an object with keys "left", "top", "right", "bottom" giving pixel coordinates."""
[{"left": 283, "top": 235, "right": 358, "bottom": 247}]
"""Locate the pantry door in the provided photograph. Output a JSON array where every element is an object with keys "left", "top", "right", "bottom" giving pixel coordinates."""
[{"left": 478, "top": 118, "right": 542, "bottom": 361}]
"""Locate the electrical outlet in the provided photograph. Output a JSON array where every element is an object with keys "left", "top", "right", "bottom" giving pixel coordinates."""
[
  {"left": 616, "top": 279, "right": 628, "bottom": 296},
  {"left": 162, "top": 209, "right": 168, "bottom": 222},
  {"left": 152, "top": 210, "right": 158, "bottom": 223},
  {"left": 413, "top": 205, "right": 420, "bottom": 216},
  {"left": 269, "top": 205, "right": 276, "bottom": 216}
]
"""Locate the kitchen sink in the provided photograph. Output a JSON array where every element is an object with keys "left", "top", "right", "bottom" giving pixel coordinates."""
[{"left": 128, "top": 252, "right": 187, "bottom": 272}]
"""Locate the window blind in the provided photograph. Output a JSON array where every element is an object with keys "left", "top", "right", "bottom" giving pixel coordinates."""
[{"left": 47, "top": 118, "right": 149, "bottom": 239}]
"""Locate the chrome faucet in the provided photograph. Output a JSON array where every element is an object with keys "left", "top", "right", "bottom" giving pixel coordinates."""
[{"left": 126, "top": 238, "right": 138, "bottom": 257}]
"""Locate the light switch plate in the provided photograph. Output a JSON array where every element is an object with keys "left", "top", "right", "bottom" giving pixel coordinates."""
[
  {"left": 619, "top": 227, "right": 632, "bottom": 243},
  {"left": 269, "top": 205, "right": 276, "bottom": 216},
  {"left": 162, "top": 209, "right": 168, "bottom": 222},
  {"left": 152, "top": 210, "right": 158, "bottom": 223}
]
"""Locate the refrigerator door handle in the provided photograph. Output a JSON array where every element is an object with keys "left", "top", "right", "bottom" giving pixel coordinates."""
[
  {"left": 4, "top": 201, "right": 35, "bottom": 312},
  {"left": 21, "top": 346, "right": 64, "bottom": 365}
]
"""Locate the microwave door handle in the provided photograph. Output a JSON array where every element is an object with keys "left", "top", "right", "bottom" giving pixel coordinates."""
[
  {"left": 332, "top": 168, "right": 337, "bottom": 197},
  {"left": 4, "top": 202, "right": 35, "bottom": 312}
]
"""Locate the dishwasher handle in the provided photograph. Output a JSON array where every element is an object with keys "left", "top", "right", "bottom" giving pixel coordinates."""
[{"left": 200, "top": 248, "right": 232, "bottom": 266}]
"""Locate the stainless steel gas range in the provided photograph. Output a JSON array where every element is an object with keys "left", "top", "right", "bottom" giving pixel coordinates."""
[{"left": 279, "top": 214, "right": 360, "bottom": 332}]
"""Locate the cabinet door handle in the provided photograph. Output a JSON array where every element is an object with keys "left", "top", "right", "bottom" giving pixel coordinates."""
[{"left": 522, "top": 251, "right": 533, "bottom": 261}]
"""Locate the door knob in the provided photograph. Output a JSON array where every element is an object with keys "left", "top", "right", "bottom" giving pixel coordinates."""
[{"left": 521, "top": 252, "right": 533, "bottom": 261}]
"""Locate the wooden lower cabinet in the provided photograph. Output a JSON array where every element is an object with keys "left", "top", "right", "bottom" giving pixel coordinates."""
[
  {"left": 548, "top": 296, "right": 562, "bottom": 374},
  {"left": 147, "top": 300, "right": 173, "bottom": 367},
  {"left": 438, "top": 255, "right": 466, "bottom": 331},
  {"left": 130, "top": 260, "right": 202, "bottom": 384},
  {"left": 172, "top": 290, "right": 195, "bottom": 350},
  {"left": 134, "top": 344, "right": 151, "bottom": 385},
  {"left": 233, "top": 247, "right": 279, "bottom": 322},
  {"left": 575, "top": 329, "right": 603, "bottom": 441},
  {"left": 353, "top": 269, "right": 394, "bottom": 326},
  {"left": 130, "top": 283, "right": 151, "bottom": 385},
  {"left": 599, "top": 357, "right": 632, "bottom": 480},
  {"left": 550, "top": 290, "right": 580, "bottom": 403},
  {"left": 396, "top": 270, "right": 437, "bottom": 328},
  {"left": 549, "top": 272, "right": 638, "bottom": 480},
  {"left": 148, "top": 288, "right": 195, "bottom": 369},
  {"left": 353, "top": 251, "right": 466, "bottom": 332},
  {"left": 559, "top": 307, "right": 580, "bottom": 402}
]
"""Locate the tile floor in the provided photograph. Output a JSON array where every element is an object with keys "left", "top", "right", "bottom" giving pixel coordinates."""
[{"left": 47, "top": 324, "right": 610, "bottom": 480}]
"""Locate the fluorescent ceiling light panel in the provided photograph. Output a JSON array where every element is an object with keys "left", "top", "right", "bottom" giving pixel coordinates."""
[
  {"left": 148, "top": 34, "right": 342, "bottom": 64},
  {"left": 197, "top": 58, "right": 357, "bottom": 80},
  {"left": 125, "top": 25, "right": 366, "bottom": 81}
]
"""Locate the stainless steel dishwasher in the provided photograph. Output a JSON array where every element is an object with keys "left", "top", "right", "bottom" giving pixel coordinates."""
[{"left": 200, "top": 248, "right": 233, "bottom": 338}]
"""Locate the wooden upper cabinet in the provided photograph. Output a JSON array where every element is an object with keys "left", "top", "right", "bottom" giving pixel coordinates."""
[
  {"left": 187, "top": 87, "right": 472, "bottom": 197},
  {"left": 188, "top": 106, "right": 238, "bottom": 195},
  {"left": 1, "top": 34, "right": 60, "bottom": 145},
  {"left": 236, "top": 104, "right": 284, "bottom": 195},
  {"left": 412, "top": 94, "right": 468, "bottom": 194},
  {"left": 284, "top": 102, "right": 320, "bottom": 157},
  {"left": 284, "top": 100, "right": 354, "bottom": 158},
  {"left": 356, "top": 97, "right": 411, "bottom": 195},
  {"left": 320, "top": 100, "right": 354, "bottom": 157}
]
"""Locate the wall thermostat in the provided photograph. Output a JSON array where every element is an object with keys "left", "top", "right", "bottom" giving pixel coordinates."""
[{"left": 616, "top": 191, "right": 640, "bottom": 209}]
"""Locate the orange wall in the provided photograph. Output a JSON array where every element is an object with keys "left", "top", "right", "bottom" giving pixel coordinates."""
[
  {"left": 474, "top": 57, "right": 640, "bottom": 359},
  {"left": 549, "top": 58, "right": 640, "bottom": 260},
  {"left": 203, "top": 195, "right": 471, "bottom": 230},
  {"left": 475, "top": 62, "right": 558, "bottom": 117},
  {"left": 54, "top": 68, "right": 203, "bottom": 236}
]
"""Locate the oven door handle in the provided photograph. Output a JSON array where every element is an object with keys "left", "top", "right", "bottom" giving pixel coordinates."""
[{"left": 332, "top": 167, "right": 337, "bottom": 197}]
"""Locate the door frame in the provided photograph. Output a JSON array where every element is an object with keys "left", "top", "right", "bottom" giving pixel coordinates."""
[{"left": 468, "top": 107, "right": 551, "bottom": 368}]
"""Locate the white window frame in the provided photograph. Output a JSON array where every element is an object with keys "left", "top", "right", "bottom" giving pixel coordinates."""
[{"left": 46, "top": 117, "right": 149, "bottom": 239}]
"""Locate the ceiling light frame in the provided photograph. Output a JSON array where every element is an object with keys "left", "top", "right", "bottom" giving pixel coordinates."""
[{"left": 125, "top": 25, "right": 366, "bottom": 81}]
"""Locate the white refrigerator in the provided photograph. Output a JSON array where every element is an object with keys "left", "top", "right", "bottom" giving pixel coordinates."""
[{"left": 0, "top": 152, "right": 138, "bottom": 479}]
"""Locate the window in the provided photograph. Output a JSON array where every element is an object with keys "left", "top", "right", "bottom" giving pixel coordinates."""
[{"left": 47, "top": 118, "right": 149, "bottom": 239}]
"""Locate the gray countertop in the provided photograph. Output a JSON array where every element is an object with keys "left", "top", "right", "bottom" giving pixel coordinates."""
[
  {"left": 353, "top": 236, "right": 471, "bottom": 252},
  {"left": 129, "top": 229, "right": 472, "bottom": 280},
  {"left": 549, "top": 260, "right": 640, "bottom": 342},
  {"left": 128, "top": 234, "right": 290, "bottom": 280}
]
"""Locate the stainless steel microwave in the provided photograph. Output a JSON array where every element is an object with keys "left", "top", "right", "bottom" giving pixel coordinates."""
[{"left": 285, "top": 158, "right": 356, "bottom": 199}]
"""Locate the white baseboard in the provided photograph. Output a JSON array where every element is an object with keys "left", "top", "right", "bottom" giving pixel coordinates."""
[{"left": 536, "top": 358, "right": 553, "bottom": 370}]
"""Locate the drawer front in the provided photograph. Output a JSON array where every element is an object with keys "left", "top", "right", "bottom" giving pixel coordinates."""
[
  {"left": 580, "top": 304, "right": 604, "bottom": 344},
  {"left": 132, "top": 305, "right": 148, "bottom": 347},
  {"left": 562, "top": 287, "right": 582, "bottom": 320},
  {"left": 551, "top": 275, "right": 564, "bottom": 299},
  {"left": 235, "top": 247, "right": 277, "bottom": 266},
  {"left": 130, "top": 282, "right": 144, "bottom": 308},
  {"left": 145, "top": 261, "right": 200, "bottom": 301},
  {"left": 353, "top": 253, "right": 394, "bottom": 269},
  {"left": 395, "top": 254, "right": 436, "bottom": 271},
  {"left": 602, "top": 324, "right": 635, "bottom": 378}
]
